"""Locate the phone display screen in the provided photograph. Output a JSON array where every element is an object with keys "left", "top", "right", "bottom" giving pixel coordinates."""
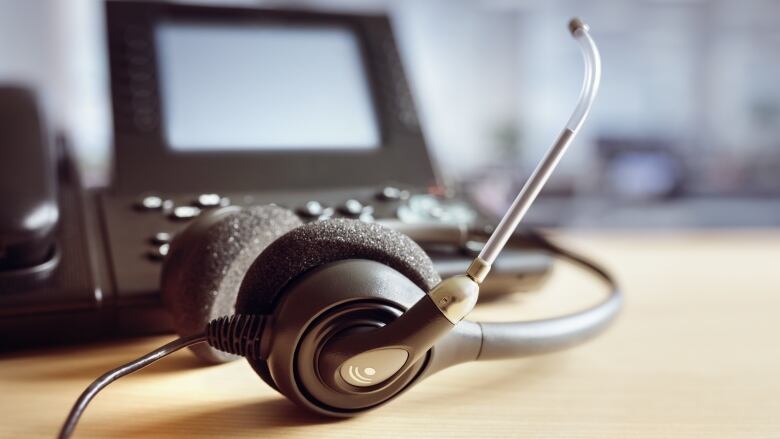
[{"left": 155, "top": 22, "right": 380, "bottom": 152}]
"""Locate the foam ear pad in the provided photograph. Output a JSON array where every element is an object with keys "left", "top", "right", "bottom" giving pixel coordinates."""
[
  {"left": 161, "top": 205, "right": 303, "bottom": 364},
  {"left": 236, "top": 218, "right": 440, "bottom": 314},
  {"left": 234, "top": 218, "right": 441, "bottom": 389}
]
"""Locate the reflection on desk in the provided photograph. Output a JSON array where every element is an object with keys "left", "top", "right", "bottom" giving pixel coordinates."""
[{"left": 2, "top": 231, "right": 779, "bottom": 438}]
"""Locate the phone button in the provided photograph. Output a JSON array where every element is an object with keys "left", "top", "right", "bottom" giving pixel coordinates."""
[
  {"left": 338, "top": 199, "right": 364, "bottom": 217},
  {"left": 298, "top": 201, "right": 333, "bottom": 220},
  {"left": 170, "top": 206, "right": 201, "bottom": 220},
  {"left": 147, "top": 243, "right": 170, "bottom": 261},
  {"left": 136, "top": 195, "right": 163, "bottom": 210},
  {"left": 195, "top": 193, "right": 229, "bottom": 208},
  {"left": 376, "top": 186, "right": 410, "bottom": 201},
  {"left": 150, "top": 232, "right": 172, "bottom": 245}
]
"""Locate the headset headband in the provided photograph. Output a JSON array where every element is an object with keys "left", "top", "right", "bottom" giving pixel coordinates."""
[{"left": 383, "top": 221, "right": 622, "bottom": 359}]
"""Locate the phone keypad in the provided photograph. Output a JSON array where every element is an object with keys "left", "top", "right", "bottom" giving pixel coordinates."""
[{"left": 127, "top": 186, "right": 478, "bottom": 266}]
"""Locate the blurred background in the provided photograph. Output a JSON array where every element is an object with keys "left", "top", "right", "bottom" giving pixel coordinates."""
[{"left": 1, "top": 0, "right": 779, "bottom": 228}]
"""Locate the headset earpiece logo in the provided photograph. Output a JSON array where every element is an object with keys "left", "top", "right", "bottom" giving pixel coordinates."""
[{"left": 347, "top": 365, "right": 376, "bottom": 384}]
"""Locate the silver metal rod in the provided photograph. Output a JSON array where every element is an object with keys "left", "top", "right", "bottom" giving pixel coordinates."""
[{"left": 470, "top": 18, "right": 602, "bottom": 277}]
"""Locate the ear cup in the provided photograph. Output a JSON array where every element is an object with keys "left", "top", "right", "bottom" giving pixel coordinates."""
[
  {"left": 234, "top": 218, "right": 441, "bottom": 389},
  {"left": 160, "top": 205, "right": 302, "bottom": 364}
]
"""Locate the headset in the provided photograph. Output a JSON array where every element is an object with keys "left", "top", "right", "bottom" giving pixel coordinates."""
[{"left": 58, "top": 18, "right": 619, "bottom": 438}]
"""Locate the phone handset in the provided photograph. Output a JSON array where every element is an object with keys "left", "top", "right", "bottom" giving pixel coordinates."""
[{"left": 0, "top": 86, "right": 60, "bottom": 280}]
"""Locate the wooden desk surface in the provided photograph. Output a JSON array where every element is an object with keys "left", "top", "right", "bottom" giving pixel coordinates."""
[{"left": 2, "top": 231, "right": 779, "bottom": 438}]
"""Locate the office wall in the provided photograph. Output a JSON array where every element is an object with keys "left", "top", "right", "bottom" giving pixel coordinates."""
[{"left": 0, "top": 0, "right": 778, "bottom": 226}]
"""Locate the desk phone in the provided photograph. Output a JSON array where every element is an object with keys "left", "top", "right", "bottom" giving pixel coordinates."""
[{"left": 0, "top": 1, "right": 551, "bottom": 349}]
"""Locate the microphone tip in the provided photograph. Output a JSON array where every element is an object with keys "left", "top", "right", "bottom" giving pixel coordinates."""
[{"left": 568, "top": 18, "right": 589, "bottom": 35}]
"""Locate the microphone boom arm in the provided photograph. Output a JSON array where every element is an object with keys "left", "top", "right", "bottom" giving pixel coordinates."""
[{"left": 467, "top": 18, "right": 602, "bottom": 283}]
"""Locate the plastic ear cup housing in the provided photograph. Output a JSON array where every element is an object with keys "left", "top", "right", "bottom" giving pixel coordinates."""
[
  {"left": 160, "top": 205, "right": 302, "bottom": 363},
  {"left": 247, "top": 258, "right": 483, "bottom": 416},
  {"left": 257, "top": 259, "right": 432, "bottom": 415}
]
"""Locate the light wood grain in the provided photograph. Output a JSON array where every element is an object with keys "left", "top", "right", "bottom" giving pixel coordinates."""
[{"left": 2, "top": 231, "right": 779, "bottom": 438}]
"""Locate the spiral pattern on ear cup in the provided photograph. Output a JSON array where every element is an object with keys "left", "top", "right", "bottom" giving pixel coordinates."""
[{"left": 160, "top": 205, "right": 302, "bottom": 364}]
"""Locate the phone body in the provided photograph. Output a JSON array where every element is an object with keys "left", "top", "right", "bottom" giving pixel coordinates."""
[{"left": 0, "top": 2, "right": 552, "bottom": 349}]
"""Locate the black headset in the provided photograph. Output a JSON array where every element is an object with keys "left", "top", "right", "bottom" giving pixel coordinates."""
[
  {"left": 58, "top": 18, "right": 619, "bottom": 438},
  {"left": 156, "top": 209, "right": 622, "bottom": 415}
]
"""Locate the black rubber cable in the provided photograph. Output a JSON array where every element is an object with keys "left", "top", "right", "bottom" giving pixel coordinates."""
[
  {"left": 57, "top": 314, "right": 269, "bottom": 438},
  {"left": 57, "top": 333, "right": 207, "bottom": 439}
]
